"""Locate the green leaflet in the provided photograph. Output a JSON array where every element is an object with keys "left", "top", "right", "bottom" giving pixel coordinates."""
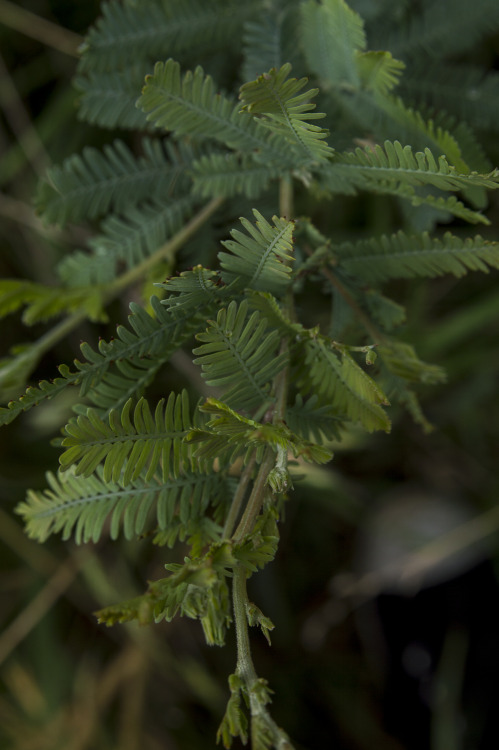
[
  {"left": 159, "top": 265, "right": 226, "bottom": 314},
  {"left": 3, "top": 1, "right": 499, "bottom": 747},
  {"left": 285, "top": 393, "right": 343, "bottom": 442},
  {"left": 239, "top": 63, "right": 334, "bottom": 164},
  {"left": 364, "top": 290, "right": 406, "bottom": 331},
  {"left": 0, "top": 297, "right": 203, "bottom": 425},
  {"left": 35, "top": 138, "right": 189, "bottom": 226},
  {"left": 193, "top": 299, "right": 289, "bottom": 413},
  {"left": 192, "top": 153, "right": 282, "bottom": 199},
  {"left": 75, "top": 66, "right": 152, "bottom": 130},
  {"left": 187, "top": 398, "right": 333, "bottom": 465},
  {"left": 320, "top": 139, "right": 497, "bottom": 224},
  {"left": 300, "top": 0, "right": 366, "bottom": 88},
  {"left": 241, "top": 4, "right": 303, "bottom": 84},
  {"left": 355, "top": 51, "right": 406, "bottom": 96},
  {"left": 95, "top": 511, "right": 279, "bottom": 641},
  {"left": 0, "top": 280, "right": 106, "bottom": 325},
  {"left": 78, "top": 0, "right": 251, "bottom": 75},
  {"left": 300, "top": 338, "right": 391, "bottom": 433},
  {"left": 334, "top": 231, "right": 499, "bottom": 282},
  {"left": 333, "top": 140, "right": 499, "bottom": 193},
  {"left": 86, "top": 195, "right": 197, "bottom": 268},
  {"left": 378, "top": 340, "right": 446, "bottom": 385},
  {"left": 219, "top": 210, "right": 294, "bottom": 296},
  {"left": 59, "top": 391, "right": 195, "bottom": 483},
  {"left": 95, "top": 557, "right": 232, "bottom": 645},
  {"left": 138, "top": 59, "right": 284, "bottom": 158},
  {"left": 17, "top": 465, "right": 227, "bottom": 544}
]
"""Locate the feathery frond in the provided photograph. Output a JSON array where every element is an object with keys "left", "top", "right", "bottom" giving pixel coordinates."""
[
  {"left": 60, "top": 391, "right": 195, "bottom": 483},
  {"left": 378, "top": 339, "right": 446, "bottom": 384},
  {"left": 239, "top": 63, "right": 334, "bottom": 164},
  {"left": 333, "top": 140, "right": 499, "bottom": 193},
  {"left": 193, "top": 300, "right": 288, "bottom": 413},
  {"left": 88, "top": 195, "right": 196, "bottom": 268},
  {"left": 95, "top": 556, "right": 232, "bottom": 646},
  {"left": 300, "top": 338, "right": 391, "bottom": 432},
  {"left": 364, "top": 290, "right": 406, "bottom": 331},
  {"left": 334, "top": 231, "right": 499, "bottom": 282},
  {"left": 56, "top": 248, "right": 116, "bottom": 288},
  {"left": 36, "top": 139, "right": 192, "bottom": 226},
  {"left": 0, "top": 297, "right": 203, "bottom": 426},
  {"left": 245, "top": 290, "right": 300, "bottom": 339},
  {"left": 75, "top": 67, "right": 151, "bottom": 129},
  {"left": 285, "top": 393, "right": 343, "bottom": 442},
  {"left": 0, "top": 364, "right": 82, "bottom": 427},
  {"left": 0, "top": 280, "right": 105, "bottom": 325},
  {"left": 78, "top": 0, "right": 251, "bottom": 75},
  {"left": 17, "top": 465, "right": 227, "bottom": 544},
  {"left": 192, "top": 153, "right": 281, "bottom": 199},
  {"left": 188, "top": 398, "right": 333, "bottom": 465},
  {"left": 355, "top": 51, "right": 405, "bottom": 96},
  {"left": 241, "top": 4, "right": 303, "bottom": 83},
  {"left": 300, "top": 0, "right": 366, "bottom": 88},
  {"left": 159, "top": 266, "right": 227, "bottom": 314},
  {"left": 137, "top": 59, "right": 284, "bottom": 158},
  {"left": 218, "top": 210, "right": 294, "bottom": 296}
]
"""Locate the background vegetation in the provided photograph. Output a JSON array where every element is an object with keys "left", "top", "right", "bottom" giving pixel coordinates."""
[{"left": 1, "top": 1, "right": 499, "bottom": 749}]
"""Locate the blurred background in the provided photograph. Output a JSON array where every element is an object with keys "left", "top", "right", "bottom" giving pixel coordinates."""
[{"left": 1, "top": 2, "right": 499, "bottom": 749}]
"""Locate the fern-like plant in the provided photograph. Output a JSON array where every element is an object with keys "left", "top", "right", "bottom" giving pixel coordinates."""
[{"left": 3, "top": 1, "right": 499, "bottom": 747}]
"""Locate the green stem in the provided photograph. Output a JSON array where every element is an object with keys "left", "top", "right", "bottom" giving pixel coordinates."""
[
  {"left": 227, "top": 178, "right": 296, "bottom": 749},
  {"left": 233, "top": 449, "right": 275, "bottom": 542},
  {"left": 232, "top": 566, "right": 258, "bottom": 684},
  {"left": 320, "top": 264, "right": 385, "bottom": 344},
  {"left": 279, "top": 175, "right": 294, "bottom": 220},
  {"left": 222, "top": 454, "right": 257, "bottom": 539},
  {"left": 103, "top": 197, "right": 224, "bottom": 299}
]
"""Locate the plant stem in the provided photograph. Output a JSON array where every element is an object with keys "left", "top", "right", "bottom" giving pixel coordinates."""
[
  {"left": 104, "top": 197, "right": 224, "bottom": 299},
  {"left": 233, "top": 449, "right": 275, "bottom": 542},
  {"left": 223, "top": 454, "right": 257, "bottom": 539},
  {"left": 279, "top": 175, "right": 294, "bottom": 220},
  {"left": 320, "top": 264, "right": 385, "bottom": 344},
  {"left": 232, "top": 566, "right": 258, "bottom": 684},
  {"left": 228, "top": 177, "right": 296, "bottom": 748}
]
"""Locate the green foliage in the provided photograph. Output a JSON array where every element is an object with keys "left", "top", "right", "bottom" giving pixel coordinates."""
[
  {"left": 218, "top": 210, "right": 294, "bottom": 294},
  {"left": 300, "top": 0, "right": 366, "bottom": 87},
  {"left": 138, "top": 59, "right": 280, "bottom": 155},
  {"left": 3, "top": 1, "right": 499, "bottom": 747},
  {"left": 239, "top": 63, "right": 333, "bottom": 163},
  {"left": 36, "top": 138, "right": 188, "bottom": 225},
  {"left": 332, "top": 231, "right": 499, "bottom": 282},
  {"left": 193, "top": 301, "right": 288, "bottom": 413}
]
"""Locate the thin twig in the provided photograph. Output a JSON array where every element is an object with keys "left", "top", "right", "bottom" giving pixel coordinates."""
[
  {"left": 223, "top": 454, "right": 257, "bottom": 539},
  {"left": 0, "top": 52, "right": 50, "bottom": 178},
  {"left": 0, "top": 0, "right": 83, "bottom": 57},
  {"left": 320, "top": 264, "right": 385, "bottom": 344},
  {"left": 233, "top": 449, "right": 275, "bottom": 541}
]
